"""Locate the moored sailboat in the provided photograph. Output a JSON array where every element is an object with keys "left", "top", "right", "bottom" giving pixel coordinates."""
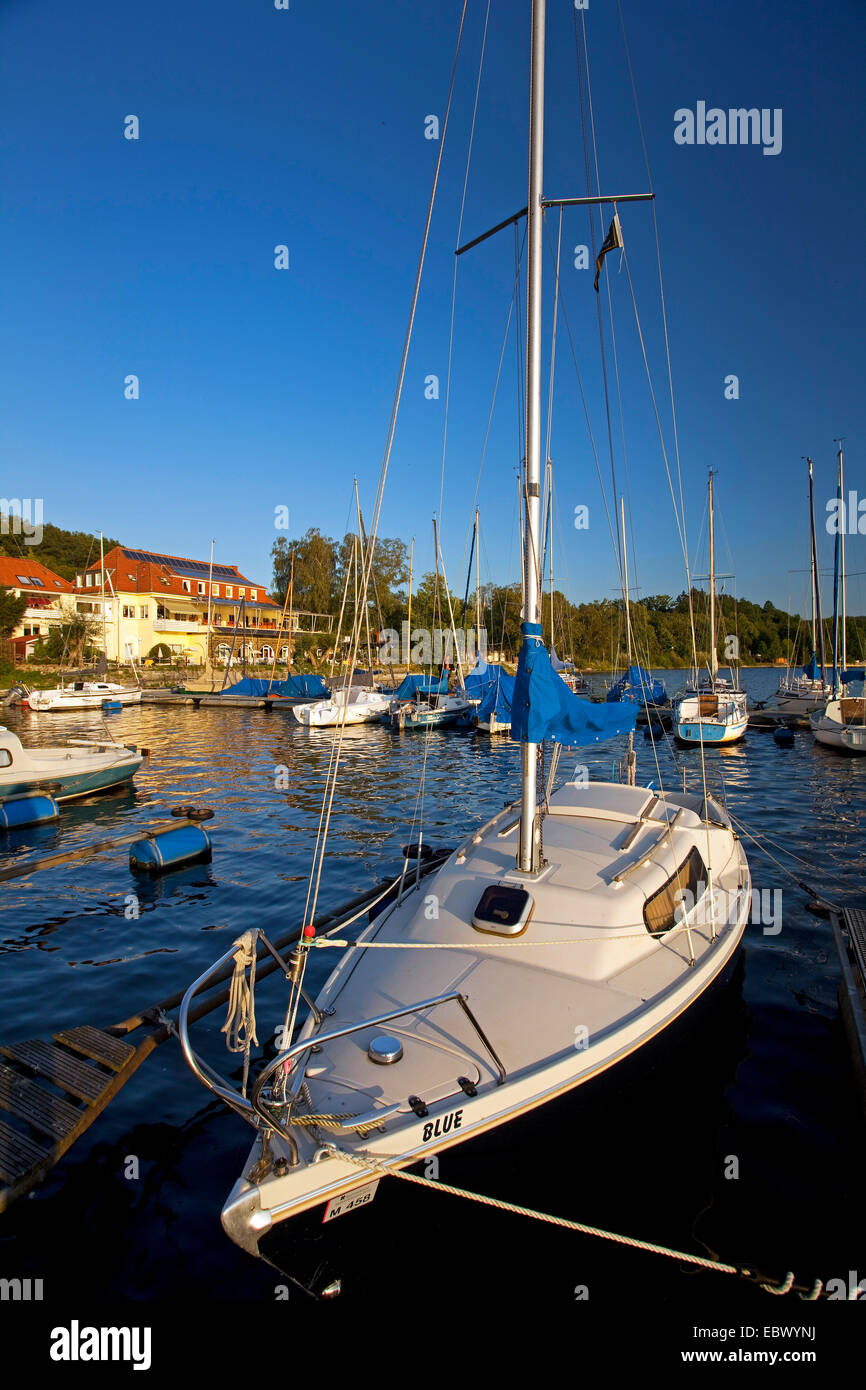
[
  {"left": 179, "top": 0, "right": 751, "bottom": 1280},
  {"left": 810, "top": 442, "right": 866, "bottom": 754},
  {"left": 674, "top": 472, "right": 747, "bottom": 745}
]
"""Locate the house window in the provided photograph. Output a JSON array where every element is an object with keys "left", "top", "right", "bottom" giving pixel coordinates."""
[
  {"left": 182, "top": 580, "right": 191, "bottom": 592},
  {"left": 197, "top": 582, "right": 205, "bottom": 594},
  {"left": 251, "top": 590, "right": 257, "bottom": 600},
  {"left": 225, "top": 586, "right": 232, "bottom": 597},
  {"left": 643, "top": 846, "right": 707, "bottom": 936},
  {"left": 260, "top": 645, "right": 273, "bottom": 661},
  {"left": 85, "top": 574, "right": 93, "bottom": 587},
  {"left": 238, "top": 587, "right": 245, "bottom": 598},
  {"left": 139, "top": 606, "right": 147, "bottom": 619},
  {"left": 212, "top": 585, "right": 219, "bottom": 597},
  {"left": 122, "top": 605, "right": 135, "bottom": 618}
]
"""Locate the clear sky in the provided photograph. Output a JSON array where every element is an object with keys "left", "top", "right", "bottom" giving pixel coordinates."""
[{"left": 1, "top": 0, "right": 863, "bottom": 616}]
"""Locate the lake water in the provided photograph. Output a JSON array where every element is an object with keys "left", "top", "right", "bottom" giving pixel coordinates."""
[{"left": 1, "top": 667, "right": 864, "bottom": 1316}]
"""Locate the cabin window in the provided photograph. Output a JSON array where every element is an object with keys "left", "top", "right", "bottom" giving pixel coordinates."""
[
  {"left": 0, "top": 750, "right": 12, "bottom": 766},
  {"left": 643, "top": 846, "right": 707, "bottom": 936}
]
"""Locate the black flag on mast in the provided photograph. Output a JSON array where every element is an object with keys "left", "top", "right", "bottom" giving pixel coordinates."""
[{"left": 594, "top": 212, "right": 623, "bottom": 292}]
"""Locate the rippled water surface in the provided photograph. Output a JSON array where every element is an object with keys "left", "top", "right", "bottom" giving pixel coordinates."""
[{"left": 1, "top": 669, "right": 864, "bottom": 1308}]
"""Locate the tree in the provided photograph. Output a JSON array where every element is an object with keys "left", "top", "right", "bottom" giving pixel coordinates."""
[
  {"left": 0, "top": 587, "right": 27, "bottom": 639},
  {"left": 271, "top": 529, "right": 337, "bottom": 613}
]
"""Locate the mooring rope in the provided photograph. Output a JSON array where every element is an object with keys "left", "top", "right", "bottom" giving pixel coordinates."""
[{"left": 322, "top": 1140, "right": 832, "bottom": 1300}]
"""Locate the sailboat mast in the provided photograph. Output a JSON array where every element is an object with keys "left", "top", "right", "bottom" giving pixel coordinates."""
[
  {"left": 808, "top": 457, "right": 826, "bottom": 680},
  {"left": 838, "top": 440, "right": 847, "bottom": 671},
  {"left": 621, "top": 496, "right": 633, "bottom": 667},
  {"left": 518, "top": 0, "right": 546, "bottom": 875},
  {"left": 475, "top": 509, "right": 481, "bottom": 655},
  {"left": 99, "top": 531, "right": 107, "bottom": 665},
  {"left": 708, "top": 471, "right": 717, "bottom": 682},
  {"left": 407, "top": 537, "right": 413, "bottom": 668}
]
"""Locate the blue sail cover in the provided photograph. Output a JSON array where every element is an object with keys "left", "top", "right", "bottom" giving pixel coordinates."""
[
  {"left": 802, "top": 654, "right": 821, "bottom": 680},
  {"left": 477, "top": 671, "right": 515, "bottom": 722},
  {"left": 511, "top": 625, "right": 636, "bottom": 744},
  {"left": 392, "top": 672, "right": 449, "bottom": 699},
  {"left": 605, "top": 664, "right": 667, "bottom": 705},
  {"left": 223, "top": 675, "right": 329, "bottom": 698}
]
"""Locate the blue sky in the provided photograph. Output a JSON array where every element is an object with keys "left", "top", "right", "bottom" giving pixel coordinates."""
[{"left": 1, "top": 0, "right": 863, "bottom": 616}]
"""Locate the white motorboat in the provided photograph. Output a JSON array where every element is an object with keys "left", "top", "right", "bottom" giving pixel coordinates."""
[
  {"left": 0, "top": 727, "right": 144, "bottom": 799},
  {"left": 26, "top": 681, "right": 142, "bottom": 712},
  {"left": 179, "top": 0, "right": 751, "bottom": 1279},
  {"left": 292, "top": 686, "right": 391, "bottom": 728}
]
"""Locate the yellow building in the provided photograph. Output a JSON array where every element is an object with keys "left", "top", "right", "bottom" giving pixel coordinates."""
[{"left": 75, "top": 546, "right": 331, "bottom": 666}]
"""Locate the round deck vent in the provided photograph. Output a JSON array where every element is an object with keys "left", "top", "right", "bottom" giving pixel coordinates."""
[{"left": 368, "top": 1034, "right": 403, "bottom": 1065}]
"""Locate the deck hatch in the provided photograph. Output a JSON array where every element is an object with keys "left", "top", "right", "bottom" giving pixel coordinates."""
[{"left": 472, "top": 884, "right": 533, "bottom": 937}]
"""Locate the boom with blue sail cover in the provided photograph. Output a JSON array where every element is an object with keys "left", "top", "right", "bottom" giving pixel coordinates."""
[{"left": 511, "top": 624, "right": 637, "bottom": 744}]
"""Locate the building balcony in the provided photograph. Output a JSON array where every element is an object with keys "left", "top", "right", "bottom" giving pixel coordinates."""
[{"left": 153, "top": 619, "right": 204, "bottom": 633}]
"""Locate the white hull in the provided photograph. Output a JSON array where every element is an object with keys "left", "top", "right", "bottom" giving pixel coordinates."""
[
  {"left": 674, "top": 690, "right": 748, "bottom": 745},
  {"left": 27, "top": 682, "right": 142, "bottom": 712},
  {"left": 0, "top": 728, "right": 143, "bottom": 798},
  {"left": 810, "top": 698, "right": 866, "bottom": 755},
  {"left": 770, "top": 679, "right": 833, "bottom": 716},
  {"left": 181, "top": 780, "right": 750, "bottom": 1256},
  {"left": 292, "top": 689, "right": 390, "bottom": 727}
]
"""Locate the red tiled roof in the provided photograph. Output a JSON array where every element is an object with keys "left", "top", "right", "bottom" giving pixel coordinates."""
[
  {"left": 0, "top": 556, "right": 72, "bottom": 593},
  {"left": 77, "top": 547, "right": 277, "bottom": 607}
]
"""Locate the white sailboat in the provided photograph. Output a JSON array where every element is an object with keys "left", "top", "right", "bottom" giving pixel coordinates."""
[
  {"left": 180, "top": 0, "right": 751, "bottom": 1278},
  {"left": 810, "top": 443, "right": 866, "bottom": 754},
  {"left": 771, "top": 458, "right": 834, "bottom": 715},
  {"left": 674, "top": 472, "right": 748, "bottom": 745}
]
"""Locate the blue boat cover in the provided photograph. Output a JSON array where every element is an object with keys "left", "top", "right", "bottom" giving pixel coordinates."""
[
  {"left": 477, "top": 671, "right": 515, "bottom": 722},
  {"left": 802, "top": 654, "right": 822, "bottom": 679},
  {"left": 511, "top": 625, "right": 637, "bottom": 744},
  {"left": 223, "top": 675, "right": 329, "bottom": 698},
  {"left": 463, "top": 662, "right": 509, "bottom": 697},
  {"left": 391, "top": 672, "right": 449, "bottom": 699},
  {"left": 605, "top": 664, "right": 667, "bottom": 705}
]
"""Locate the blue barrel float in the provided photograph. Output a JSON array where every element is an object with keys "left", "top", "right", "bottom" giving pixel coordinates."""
[
  {"left": 773, "top": 726, "right": 795, "bottom": 748},
  {"left": 0, "top": 794, "right": 60, "bottom": 830},
  {"left": 129, "top": 823, "right": 212, "bottom": 874},
  {"left": 102, "top": 700, "right": 123, "bottom": 712}
]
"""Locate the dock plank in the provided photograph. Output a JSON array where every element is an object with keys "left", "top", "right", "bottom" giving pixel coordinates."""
[
  {"left": 0, "top": 1119, "right": 51, "bottom": 1185},
  {"left": 0, "top": 1063, "right": 81, "bottom": 1140},
  {"left": 54, "top": 1026, "right": 136, "bottom": 1072},
  {"left": 843, "top": 907, "right": 866, "bottom": 981},
  {"left": 0, "top": 1041, "right": 107, "bottom": 1103}
]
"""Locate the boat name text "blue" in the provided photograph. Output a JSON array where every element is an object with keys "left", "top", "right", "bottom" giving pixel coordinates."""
[{"left": 422, "top": 1109, "right": 464, "bottom": 1143}]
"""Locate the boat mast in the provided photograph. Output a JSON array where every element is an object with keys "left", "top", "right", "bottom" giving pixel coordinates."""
[
  {"left": 407, "top": 537, "right": 413, "bottom": 668},
  {"left": 808, "top": 457, "right": 826, "bottom": 681},
  {"left": 548, "top": 467, "right": 555, "bottom": 651},
  {"left": 475, "top": 508, "right": 481, "bottom": 658},
  {"left": 621, "top": 496, "right": 633, "bottom": 669},
  {"left": 205, "top": 538, "right": 215, "bottom": 676},
  {"left": 518, "top": 0, "right": 545, "bottom": 874},
  {"left": 708, "top": 471, "right": 718, "bottom": 683},
  {"left": 838, "top": 440, "right": 847, "bottom": 672},
  {"left": 99, "top": 531, "right": 107, "bottom": 666}
]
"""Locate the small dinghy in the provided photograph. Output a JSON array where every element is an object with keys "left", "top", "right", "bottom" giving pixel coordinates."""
[{"left": 0, "top": 727, "right": 144, "bottom": 800}]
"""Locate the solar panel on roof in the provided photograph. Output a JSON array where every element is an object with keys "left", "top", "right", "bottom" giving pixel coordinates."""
[{"left": 119, "top": 548, "right": 241, "bottom": 582}]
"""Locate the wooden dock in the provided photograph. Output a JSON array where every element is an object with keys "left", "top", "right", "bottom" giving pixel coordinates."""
[
  {"left": 140, "top": 690, "right": 305, "bottom": 710},
  {"left": 830, "top": 905, "right": 866, "bottom": 1115}
]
